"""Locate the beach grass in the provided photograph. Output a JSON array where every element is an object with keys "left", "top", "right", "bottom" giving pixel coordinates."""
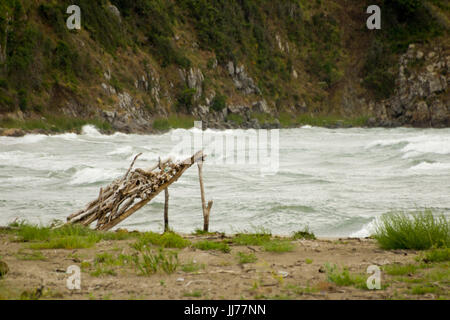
[
  {"left": 232, "top": 230, "right": 271, "bottom": 246},
  {"left": 7, "top": 221, "right": 138, "bottom": 249},
  {"left": 373, "top": 210, "right": 449, "bottom": 250},
  {"left": 14, "top": 250, "right": 47, "bottom": 261},
  {"left": 132, "top": 248, "right": 179, "bottom": 275},
  {"left": 131, "top": 231, "right": 191, "bottom": 250},
  {"left": 236, "top": 252, "right": 257, "bottom": 264},
  {"left": 263, "top": 240, "right": 295, "bottom": 253},
  {"left": 292, "top": 227, "right": 316, "bottom": 240},
  {"left": 383, "top": 263, "right": 422, "bottom": 276},
  {"left": 422, "top": 247, "right": 450, "bottom": 263},
  {"left": 181, "top": 260, "right": 205, "bottom": 273},
  {"left": 324, "top": 263, "right": 368, "bottom": 289},
  {"left": 152, "top": 115, "right": 195, "bottom": 131},
  {"left": 193, "top": 240, "right": 230, "bottom": 253}
]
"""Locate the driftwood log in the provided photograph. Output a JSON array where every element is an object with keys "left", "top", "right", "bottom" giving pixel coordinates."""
[{"left": 67, "top": 151, "right": 205, "bottom": 231}]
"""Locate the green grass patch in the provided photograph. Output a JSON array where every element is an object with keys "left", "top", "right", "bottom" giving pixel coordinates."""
[
  {"left": 236, "top": 252, "right": 257, "bottom": 264},
  {"left": 14, "top": 250, "right": 46, "bottom": 261},
  {"left": 183, "top": 290, "right": 202, "bottom": 298},
  {"left": 292, "top": 227, "right": 316, "bottom": 240},
  {"left": 94, "top": 252, "right": 133, "bottom": 267},
  {"left": 181, "top": 261, "right": 205, "bottom": 273},
  {"left": 132, "top": 231, "right": 191, "bottom": 250},
  {"left": 193, "top": 240, "right": 230, "bottom": 253},
  {"left": 383, "top": 264, "right": 420, "bottom": 276},
  {"left": 263, "top": 240, "right": 294, "bottom": 253},
  {"left": 8, "top": 221, "right": 137, "bottom": 250},
  {"left": 250, "top": 112, "right": 275, "bottom": 125},
  {"left": 132, "top": 247, "right": 179, "bottom": 275},
  {"left": 192, "top": 229, "right": 221, "bottom": 236},
  {"left": 90, "top": 267, "right": 117, "bottom": 277},
  {"left": 226, "top": 113, "right": 244, "bottom": 125},
  {"left": 410, "top": 284, "right": 441, "bottom": 295},
  {"left": 372, "top": 210, "right": 450, "bottom": 250},
  {"left": 232, "top": 231, "right": 271, "bottom": 246},
  {"left": 324, "top": 263, "right": 368, "bottom": 289},
  {"left": 423, "top": 247, "right": 450, "bottom": 263},
  {"left": 152, "top": 118, "right": 170, "bottom": 131},
  {"left": 28, "top": 236, "right": 99, "bottom": 250},
  {"left": 152, "top": 115, "right": 195, "bottom": 130},
  {"left": 285, "top": 284, "right": 318, "bottom": 295}
]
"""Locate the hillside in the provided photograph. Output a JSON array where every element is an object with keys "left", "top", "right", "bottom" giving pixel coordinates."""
[{"left": 0, "top": 0, "right": 448, "bottom": 135}]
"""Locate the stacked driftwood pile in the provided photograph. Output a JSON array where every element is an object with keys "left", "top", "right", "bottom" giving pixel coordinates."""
[{"left": 67, "top": 151, "right": 207, "bottom": 231}]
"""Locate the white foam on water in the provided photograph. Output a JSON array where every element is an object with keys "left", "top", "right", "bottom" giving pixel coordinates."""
[
  {"left": 53, "top": 132, "right": 78, "bottom": 141},
  {"left": 410, "top": 161, "right": 450, "bottom": 171},
  {"left": 401, "top": 137, "right": 450, "bottom": 155},
  {"left": 367, "top": 134, "right": 450, "bottom": 155},
  {"left": 0, "top": 134, "right": 47, "bottom": 145},
  {"left": 349, "top": 219, "right": 377, "bottom": 238},
  {"left": 127, "top": 152, "right": 160, "bottom": 162},
  {"left": 108, "top": 146, "right": 133, "bottom": 156},
  {"left": 68, "top": 167, "right": 122, "bottom": 185},
  {"left": 81, "top": 125, "right": 102, "bottom": 136}
]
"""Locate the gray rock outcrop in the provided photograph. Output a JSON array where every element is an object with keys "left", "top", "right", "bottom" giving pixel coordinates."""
[{"left": 374, "top": 44, "right": 449, "bottom": 127}]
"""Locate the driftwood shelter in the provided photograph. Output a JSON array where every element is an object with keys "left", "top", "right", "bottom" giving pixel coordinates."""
[{"left": 67, "top": 151, "right": 212, "bottom": 232}]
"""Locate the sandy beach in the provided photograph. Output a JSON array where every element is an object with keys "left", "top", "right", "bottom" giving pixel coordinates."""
[{"left": 0, "top": 230, "right": 447, "bottom": 300}]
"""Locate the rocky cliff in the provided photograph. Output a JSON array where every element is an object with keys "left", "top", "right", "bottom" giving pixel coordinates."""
[
  {"left": 371, "top": 42, "right": 449, "bottom": 127},
  {"left": 0, "top": 0, "right": 448, "bottom": 135}
]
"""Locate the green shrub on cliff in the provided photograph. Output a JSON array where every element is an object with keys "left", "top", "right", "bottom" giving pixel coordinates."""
[{"left": 210, "top": 94, "right": 227, "bottom": 112}]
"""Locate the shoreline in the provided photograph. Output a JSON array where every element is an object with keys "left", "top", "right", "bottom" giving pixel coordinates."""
[
  {"left": 0, "top": 227, "right": 448, "bottom": 300},
  {"left": 1, "top": 122, "right": 447, "bottom": 138}
]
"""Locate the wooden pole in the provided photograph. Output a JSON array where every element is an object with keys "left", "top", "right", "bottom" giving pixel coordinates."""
[
  {"left": 197, "top": 159, "right": 213, "bottom": 232},
  {"left": 164, "top": 188, "right": 169, "bottom": 232}
]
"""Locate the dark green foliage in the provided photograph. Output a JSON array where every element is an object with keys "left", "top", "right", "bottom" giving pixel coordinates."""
[
  {"left": 176, "top": 88, "right": 197, "bottom": 113},
  {"left": 38, "top": 3, "right": 67, "bottom": 36},
  {"left": 110, "top": 0, "right": 190, "bottom": 68},
  {"left": 390, "top": 0, "right": 423, "bottom": 20},
  {"left": 292, "top": 227, "right": 316, "bottom": 240},
  {"left": 53, "top": 41, "right": 79, "bottom": 73},
  {"left": 210, "top": 93, "right": 227, "bottom": 112},
  {"left": 362, "top": 40, "right": 396, "bottom": 100},
  {"left": 304, "top": 13, "right": 342, "bottom": 87},
  {"left": 362, "top": 0, "right": 443, "bottom": 100},
  {"left": 148, "top": 35, "right": 191, "bottom": 68},
  {"left": 17, "top": 89, "right": 26, "bottom": 112}
]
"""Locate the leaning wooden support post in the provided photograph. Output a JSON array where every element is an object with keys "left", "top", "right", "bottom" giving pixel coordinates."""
[
  {"left": 164, "top": 188, "right": 169, "bottom": 232},
  {"left": 197, "top": 158, "right": 213, "bottom": 232}
]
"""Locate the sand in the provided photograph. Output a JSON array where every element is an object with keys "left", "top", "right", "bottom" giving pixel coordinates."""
[{"left": 0, "top": 233, "right": 447, "bottom": 300}]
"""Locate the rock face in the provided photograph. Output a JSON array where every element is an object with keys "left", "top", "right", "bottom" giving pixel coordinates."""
[
  {"left": 374, "top": 44, "right": 449, "bottom": 127},
  {"left": 0, "top": 128, "right": 26, "bottom": 137},
  {"left": 227, "top": 61, "right": 261, "bottom": 95}
]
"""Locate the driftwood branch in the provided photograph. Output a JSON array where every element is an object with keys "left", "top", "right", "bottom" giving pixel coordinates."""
[{"left": 67, "top": 151, "right": 204, "bottom": 231}]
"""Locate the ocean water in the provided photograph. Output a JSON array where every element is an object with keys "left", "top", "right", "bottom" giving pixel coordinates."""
[{"left": 0, "top": 125, "right": 449, "bottom": 237}]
